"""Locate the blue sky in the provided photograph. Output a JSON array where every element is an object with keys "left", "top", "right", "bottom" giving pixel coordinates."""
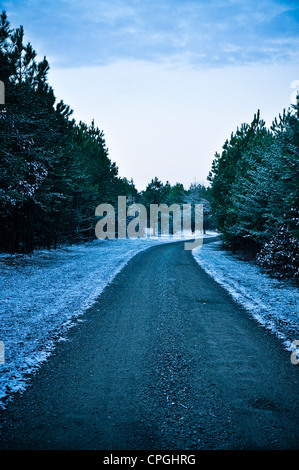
[
  {"left": 3, "top": 0, "right": 299, "bottom": 67},
  {"left": 2, "top": 0, "right": 299, "bottom": 189}
]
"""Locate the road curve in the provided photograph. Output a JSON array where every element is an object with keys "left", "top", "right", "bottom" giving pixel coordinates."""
[{"left": 0, "top": 238, "right": 298, "bottom": 450}]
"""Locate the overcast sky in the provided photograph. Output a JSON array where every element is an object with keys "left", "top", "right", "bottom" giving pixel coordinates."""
[{"left": 2, "top": 0, "right": 299, "bottom": 190}]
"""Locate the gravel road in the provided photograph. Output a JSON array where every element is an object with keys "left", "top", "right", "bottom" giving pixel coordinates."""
[{"left": 0, "top": 238, "right": 298, "bottom": 450}]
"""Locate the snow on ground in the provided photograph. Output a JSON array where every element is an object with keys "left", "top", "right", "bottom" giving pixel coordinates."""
[
  {"left": 1, "top": 232, "right": 296, "bottom": 409},
  {"left": 193, "top": 240, "right": 299, "bottom": 354},
  {"left": 0, "top": 231, "right": 216, "bottom": 408}
]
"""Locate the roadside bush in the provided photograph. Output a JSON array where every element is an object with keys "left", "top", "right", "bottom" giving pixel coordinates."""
[{"left": 256, "top": 228, "right": 299, "bottom": 283}]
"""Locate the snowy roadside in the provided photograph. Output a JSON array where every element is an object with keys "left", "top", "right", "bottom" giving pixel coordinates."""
[
  {"left": 4, "top": 232, "right": 295, "bottom": 410},
  {"left": 192, "top": 240, "right": 299, "bottom": 354},
  {"left": 0, "top": 232, "right": 216, "bottom": 408}
]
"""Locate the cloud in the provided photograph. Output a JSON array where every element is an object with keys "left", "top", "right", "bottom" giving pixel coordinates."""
[{"left": 3, "top": 0, "right": 299, "bottom": 68}]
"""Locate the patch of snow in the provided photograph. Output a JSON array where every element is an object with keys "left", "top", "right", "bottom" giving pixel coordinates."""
[
  {"left": 0, "top": 231, "right": 217, "bottom": 408},
  {"left": 193, "top": 240, "right": 299, "bottom": 353}
]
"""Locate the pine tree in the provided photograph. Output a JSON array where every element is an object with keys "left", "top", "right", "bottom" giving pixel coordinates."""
[{"left": 0, "top": 10, "right": 131, "bottom": 253}]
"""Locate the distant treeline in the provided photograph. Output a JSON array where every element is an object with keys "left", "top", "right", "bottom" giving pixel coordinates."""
[
  {"left": 0, "top": 11, "right": 213, "bottom": 254},
  {"left": 208, "top": 105, "right": 299, "bottom": 282}
]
